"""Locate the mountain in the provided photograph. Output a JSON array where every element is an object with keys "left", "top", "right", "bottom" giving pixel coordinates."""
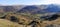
[
  {"left": 17, "top": 5, "right": 49, "bottom": 14},
  {"left": 17, "top": 4, "right": 60, "bottom": 14},
  {"left": 0, "top": 4, "right": 60, "bottom": 14},
  {"left": 0, "top": 5, "right": 25, "bottom": 13},
  {"left": 42, "top": 4, "right": 60, "bottom": 13},
  {"left": 17, "top": 5, "right": 40, "bottom": 13}
]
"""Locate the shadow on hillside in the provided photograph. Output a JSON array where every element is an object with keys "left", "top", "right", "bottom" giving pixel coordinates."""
[
  {"left": 10, "top": 16, "right": 19, "bottom": 22},
  {"left": 40, "top": 14, "right": 59, "bottom": 21}
]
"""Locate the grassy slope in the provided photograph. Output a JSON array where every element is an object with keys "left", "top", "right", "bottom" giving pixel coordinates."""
[
  {"left": 0, "top": 12, "right": 60, "bottom": 27},
  {"left": 0, "top": 19, "right": 22, "bottom": 27}
]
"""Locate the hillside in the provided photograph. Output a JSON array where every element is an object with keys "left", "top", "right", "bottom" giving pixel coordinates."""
[{"left": 0, "top": 4, "right": 60, "bottom": 27}]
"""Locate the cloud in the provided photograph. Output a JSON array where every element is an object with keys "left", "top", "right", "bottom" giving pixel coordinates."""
[
  {"left": 21, "top": 0, "right": 60, "bottom": 5},
  {"left": 40, "top": 0, "right": 60, "bottom": 4},
  {"left": 0, "top": 0, "right": 60, "bottom": 5}
]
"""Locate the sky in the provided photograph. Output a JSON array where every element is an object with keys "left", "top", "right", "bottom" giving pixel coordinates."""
[{"left": 0, "top": 0, "right": 60, "bottom": 5}]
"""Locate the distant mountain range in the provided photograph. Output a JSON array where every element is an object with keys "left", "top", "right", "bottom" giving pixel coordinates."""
[
  {"left": 0, "top": 5, "right": 25, "bottom": 13},
  {"left": 0, "top": 4, "right": 60, "bottom": 14},
  {"left": 17, "top": 4, "right": 60, "bottom": 14}
]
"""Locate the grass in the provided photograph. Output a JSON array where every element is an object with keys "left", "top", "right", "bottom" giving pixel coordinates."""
[
  {"left": 0, "top": 12, "right": 60, "bottom": 27},
  {"left": 0, "top": 19, "right": 20, "bottom": 27}
]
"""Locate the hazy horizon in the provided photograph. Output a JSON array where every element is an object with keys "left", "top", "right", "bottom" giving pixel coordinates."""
[{"left": 0, "top": 0, "right": 60, "bottom": 5}]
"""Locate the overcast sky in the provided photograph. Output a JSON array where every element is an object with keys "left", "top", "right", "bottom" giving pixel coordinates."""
[{"left": 0, "top": 0, "right": 60, "bottom": 5}]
